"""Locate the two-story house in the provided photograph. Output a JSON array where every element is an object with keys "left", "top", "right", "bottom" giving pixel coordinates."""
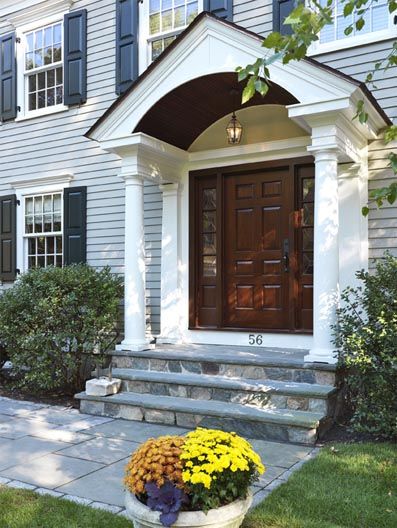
[{"left": 0, "top": 0, "right": 396, "bottom": 443}]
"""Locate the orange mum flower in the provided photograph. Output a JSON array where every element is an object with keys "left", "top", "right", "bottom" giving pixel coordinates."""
[{"left": 124, "top": 435, "right": 186, "bottom": 496}]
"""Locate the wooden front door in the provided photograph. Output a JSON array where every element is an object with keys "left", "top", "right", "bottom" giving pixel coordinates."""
[
  {"left": 223, "top": 168, "right": 292, "bottom": 329},
  {"left": 189, "top": 160, "right": 314, "bottom": 333}
]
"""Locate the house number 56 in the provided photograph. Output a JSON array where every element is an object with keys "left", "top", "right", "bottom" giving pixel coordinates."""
[{"left": 249, "top": 334, "right": 263, "bottom": 346}]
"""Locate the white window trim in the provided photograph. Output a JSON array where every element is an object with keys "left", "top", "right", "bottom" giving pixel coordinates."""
[
  {"left": 138, "top": 0, "right": 204, "bottom": 74},
  {"left": 307, "top": 4, "right": 397, "bottom": 55},
  {"left": 15, "top": 12, "right": 68, "bottom": 121},
  {"left": 11, "top": 174, "right": 73, "bottom": 274},
  {"left": 23, "top": 191, "right": 64, "bottom": 270}
]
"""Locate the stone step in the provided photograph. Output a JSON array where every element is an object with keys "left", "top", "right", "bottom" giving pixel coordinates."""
[
  {"left": 75, "top": 391, "right": 328, "bottom": 445},
  {"left": 112, "top": 368, "right": 336, "bottom": 414},
  {"left": 111, "top": 345, "right": 336, "bottom": 386}
]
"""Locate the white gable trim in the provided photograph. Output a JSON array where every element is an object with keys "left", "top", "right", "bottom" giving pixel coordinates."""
[{"left": 89, "top": 15, "right": 376, "bottom": 144}]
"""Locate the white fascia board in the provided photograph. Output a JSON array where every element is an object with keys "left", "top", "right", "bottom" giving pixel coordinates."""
[{"left": 88, "top": 15, "right": 361, "bottom": 144}]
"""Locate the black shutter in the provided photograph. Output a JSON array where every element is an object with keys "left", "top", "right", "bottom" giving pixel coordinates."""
[
  {"left": 203, "top": 0, "right": 232, "bottom": 20},
  {"left": 63, "top": 187, "right": 87, "bottom": 265},
  {"left": 64, "top": 9, "right": 87, "bottom": 105},
  {"left": 0, "top": 33, "right": 17, "bottom": 122},
  {"left": 116, "top": 0, "right": 139, "bottom": 95},
  {"left": 0, "top": 195, "right": 17, "bottom": 281},
  {"left": 273, "top": 0, "right": 295, "bottom": 34}
]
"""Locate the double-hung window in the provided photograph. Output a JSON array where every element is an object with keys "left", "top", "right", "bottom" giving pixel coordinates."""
[
  {"left": 22, "top": 21, "right": 64, "bottom": 114},
  {"left": 24, "top": 192, "right": 63, "bottom": 269},
  {"left": 144, "top": 0, "right": 201, "bottom": 64},
  {"left": 309, "top": 0, "right": 396, "bottom": 53}
]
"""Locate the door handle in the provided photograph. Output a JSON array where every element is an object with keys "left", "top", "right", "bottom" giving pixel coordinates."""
[{"left": 283, "top": 239, "right": 290, "bottom": 273}]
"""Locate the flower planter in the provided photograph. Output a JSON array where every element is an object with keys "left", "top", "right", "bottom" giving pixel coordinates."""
[{"left": 125, "top": 491, "right": 253, "bottom": 528}]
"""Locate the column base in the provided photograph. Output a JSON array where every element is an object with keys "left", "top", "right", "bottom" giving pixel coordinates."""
[
  {"left": 304, "top": 348, "right": 338, "bottom": 364},
  {"left": 116, "top": 340, "right": 154, "bottom": 352}
]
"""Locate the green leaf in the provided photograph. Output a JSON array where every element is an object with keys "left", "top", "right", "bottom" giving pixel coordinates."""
[
  {"left": 356, "top": 17, "right": 365, "bottom": 31},
  {"left": 254, "top": 79, "right": 269, "bottom": 97},
  {"left": 343, "top": 2, "right": 354, "bottom": 16},
  {"left": 237, "top": 69, "right": 248, "bottom": 82},
  {"left": 242, "top": 77, "right": 256, "bottom": 104},
  {"left": 344, "top": 25, "right": 354, "bottom": 35},
  {"left": 362, "top": 206, "right": 370, "bottom": 217}
]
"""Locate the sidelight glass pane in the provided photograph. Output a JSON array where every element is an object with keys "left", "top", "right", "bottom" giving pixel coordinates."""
[
  {"left": 202, "top": 211, "right": 216, "bottom": 232},
  {"left": 203, "top": 256, "right": 216, "bottom": 277},
  {"left": 302, "top": 178, "right": 314, "bottom": 202},
  {"left": 202, "top": 188, "right": 216, "bottom": 210},
  {"left": 203, "top": 233, "right": 216, "bottom": 255},
  {"left": 302, "top": 253, "right": 313, "bottom": 275},
  {"left": 303, "top": 203, "right": 314, "bottom": 227},
  {"left": 302, "top": 228, "right": 313, "bottom": 251}
]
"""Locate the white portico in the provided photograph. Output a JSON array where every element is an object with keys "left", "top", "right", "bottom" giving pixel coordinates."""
[{"left": 87, "top": 12, "right": 388, "bottom": 364}]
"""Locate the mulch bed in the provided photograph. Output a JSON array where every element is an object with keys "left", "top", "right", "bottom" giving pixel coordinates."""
[{"left": 0, "top": 373, "right": 77, "bottom": 408}]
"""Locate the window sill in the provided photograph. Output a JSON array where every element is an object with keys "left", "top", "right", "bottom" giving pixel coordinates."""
[
  {"left": 307, "top": 28, "right": 397, "bottom": 56},
  {"left": 15, "top": 104, "right": 69, "bottom": 123}
]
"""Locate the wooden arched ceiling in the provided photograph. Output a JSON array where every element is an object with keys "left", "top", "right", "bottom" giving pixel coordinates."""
[{"left": 133, "top": 73, "right": 298, "bottom": 150}]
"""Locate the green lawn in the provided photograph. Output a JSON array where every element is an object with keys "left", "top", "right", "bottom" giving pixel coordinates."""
[
  {"left": 244, "top": 443, "right": 397, "bottom": 528},
  {"left": 0, "top": 443, "right": 395, "bottom": 528},
  {"left": 0, "top": 486, "right": 131, "bottom": 528}
]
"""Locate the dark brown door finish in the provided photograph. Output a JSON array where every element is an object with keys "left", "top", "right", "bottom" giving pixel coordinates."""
[{"left": 189, "top": 159, "right": 314, "bottom": 333}]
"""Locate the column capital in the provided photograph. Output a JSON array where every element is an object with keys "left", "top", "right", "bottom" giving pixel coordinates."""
[
  {"left": 307, "top": 146, "right": 340, "bottom": 162},
  {"left": 120, "top": 172, "right": 144, "bottom": 185}
]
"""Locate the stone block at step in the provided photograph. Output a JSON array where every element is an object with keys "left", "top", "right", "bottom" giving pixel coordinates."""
[
  {"left": 80, "top": 400, "right": 105, "bottom": 416},
  {"left": 86, "top": 378, "right": 121, "bottom": 397},
  {"left": 103, "top": 402, "right": 143, "bottom": 421},
  {"left": 144, "top": 409, "right": 175, "bottom": 425}
]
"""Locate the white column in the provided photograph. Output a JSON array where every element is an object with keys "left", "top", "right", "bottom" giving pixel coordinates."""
[
  {"left": 116, "top": 174, "right": 152, "bottom": 351},
  {"left": 305, "top": 149, "right": 340, "bottom": 364},
  {"left": 157, "top": 183, "right": 182, "bottom": 344}
]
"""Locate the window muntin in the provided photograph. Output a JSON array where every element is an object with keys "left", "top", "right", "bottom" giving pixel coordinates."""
[
  {"left": 319, "top": 0, "right": 390, "bottom": 44},
  {"left": 148, "top": 0, "right": 199, "bottom": 61},
  {"left": 24, "top": 22, "right": 63, "bottom": 112},
  {"left": 24, "top": 193, "right": 63, "bottom": 269}
]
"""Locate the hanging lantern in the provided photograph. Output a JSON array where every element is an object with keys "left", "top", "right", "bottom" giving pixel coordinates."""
[{"left": 226, "top": 111, "right": 243, "bottom": 144}]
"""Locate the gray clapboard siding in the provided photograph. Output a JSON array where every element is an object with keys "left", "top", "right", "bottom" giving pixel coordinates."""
[{"left": 0, "top": 0, "right": 161, "bottom": 335}]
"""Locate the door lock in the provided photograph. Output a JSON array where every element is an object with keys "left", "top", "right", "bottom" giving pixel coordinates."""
[{"left": 283, "top": 239, "right": 290, "bottom": 272}]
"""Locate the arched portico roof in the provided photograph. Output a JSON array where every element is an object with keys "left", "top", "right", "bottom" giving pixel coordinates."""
[{"left": 86, "top": 12, "right": 390, "bottom": 145}]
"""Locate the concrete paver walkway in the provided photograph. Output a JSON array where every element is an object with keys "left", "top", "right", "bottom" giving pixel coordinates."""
[{"left": 0, "top": 396, "right": 319, "bottom": 516}]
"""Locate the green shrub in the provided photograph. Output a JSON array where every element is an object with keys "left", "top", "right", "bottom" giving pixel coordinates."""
[
  {"left": 0, "top": 265, "right": 123, "bottom": 394},
  {"left": 334, "top": 255, "right": 397, "bottom": 439}
]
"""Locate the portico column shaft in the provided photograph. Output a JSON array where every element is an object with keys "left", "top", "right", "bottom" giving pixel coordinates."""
[
  {"left": 158, "top": 183, "right": 181, "bottom": 343},
  {"left": 117, "top": 174, "right": 151, "bottom": 351},
  {"left": 305, "top": 149, "right": 339, "bottom": 364}
]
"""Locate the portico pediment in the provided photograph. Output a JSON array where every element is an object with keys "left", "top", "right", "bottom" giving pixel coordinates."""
[{"left": 87, "top": 12, "right": 389, "bottom": 148}]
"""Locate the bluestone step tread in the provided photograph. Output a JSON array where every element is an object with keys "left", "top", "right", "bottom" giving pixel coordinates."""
[
  {"left": 112, "top": 368, "right": 336, "bottom": 398},
  {"left": 75, "top": 391, "right": 323, "bottom": 428},
  {"left": 110, "top": 344, "right": 336, "bottom": 371}
]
